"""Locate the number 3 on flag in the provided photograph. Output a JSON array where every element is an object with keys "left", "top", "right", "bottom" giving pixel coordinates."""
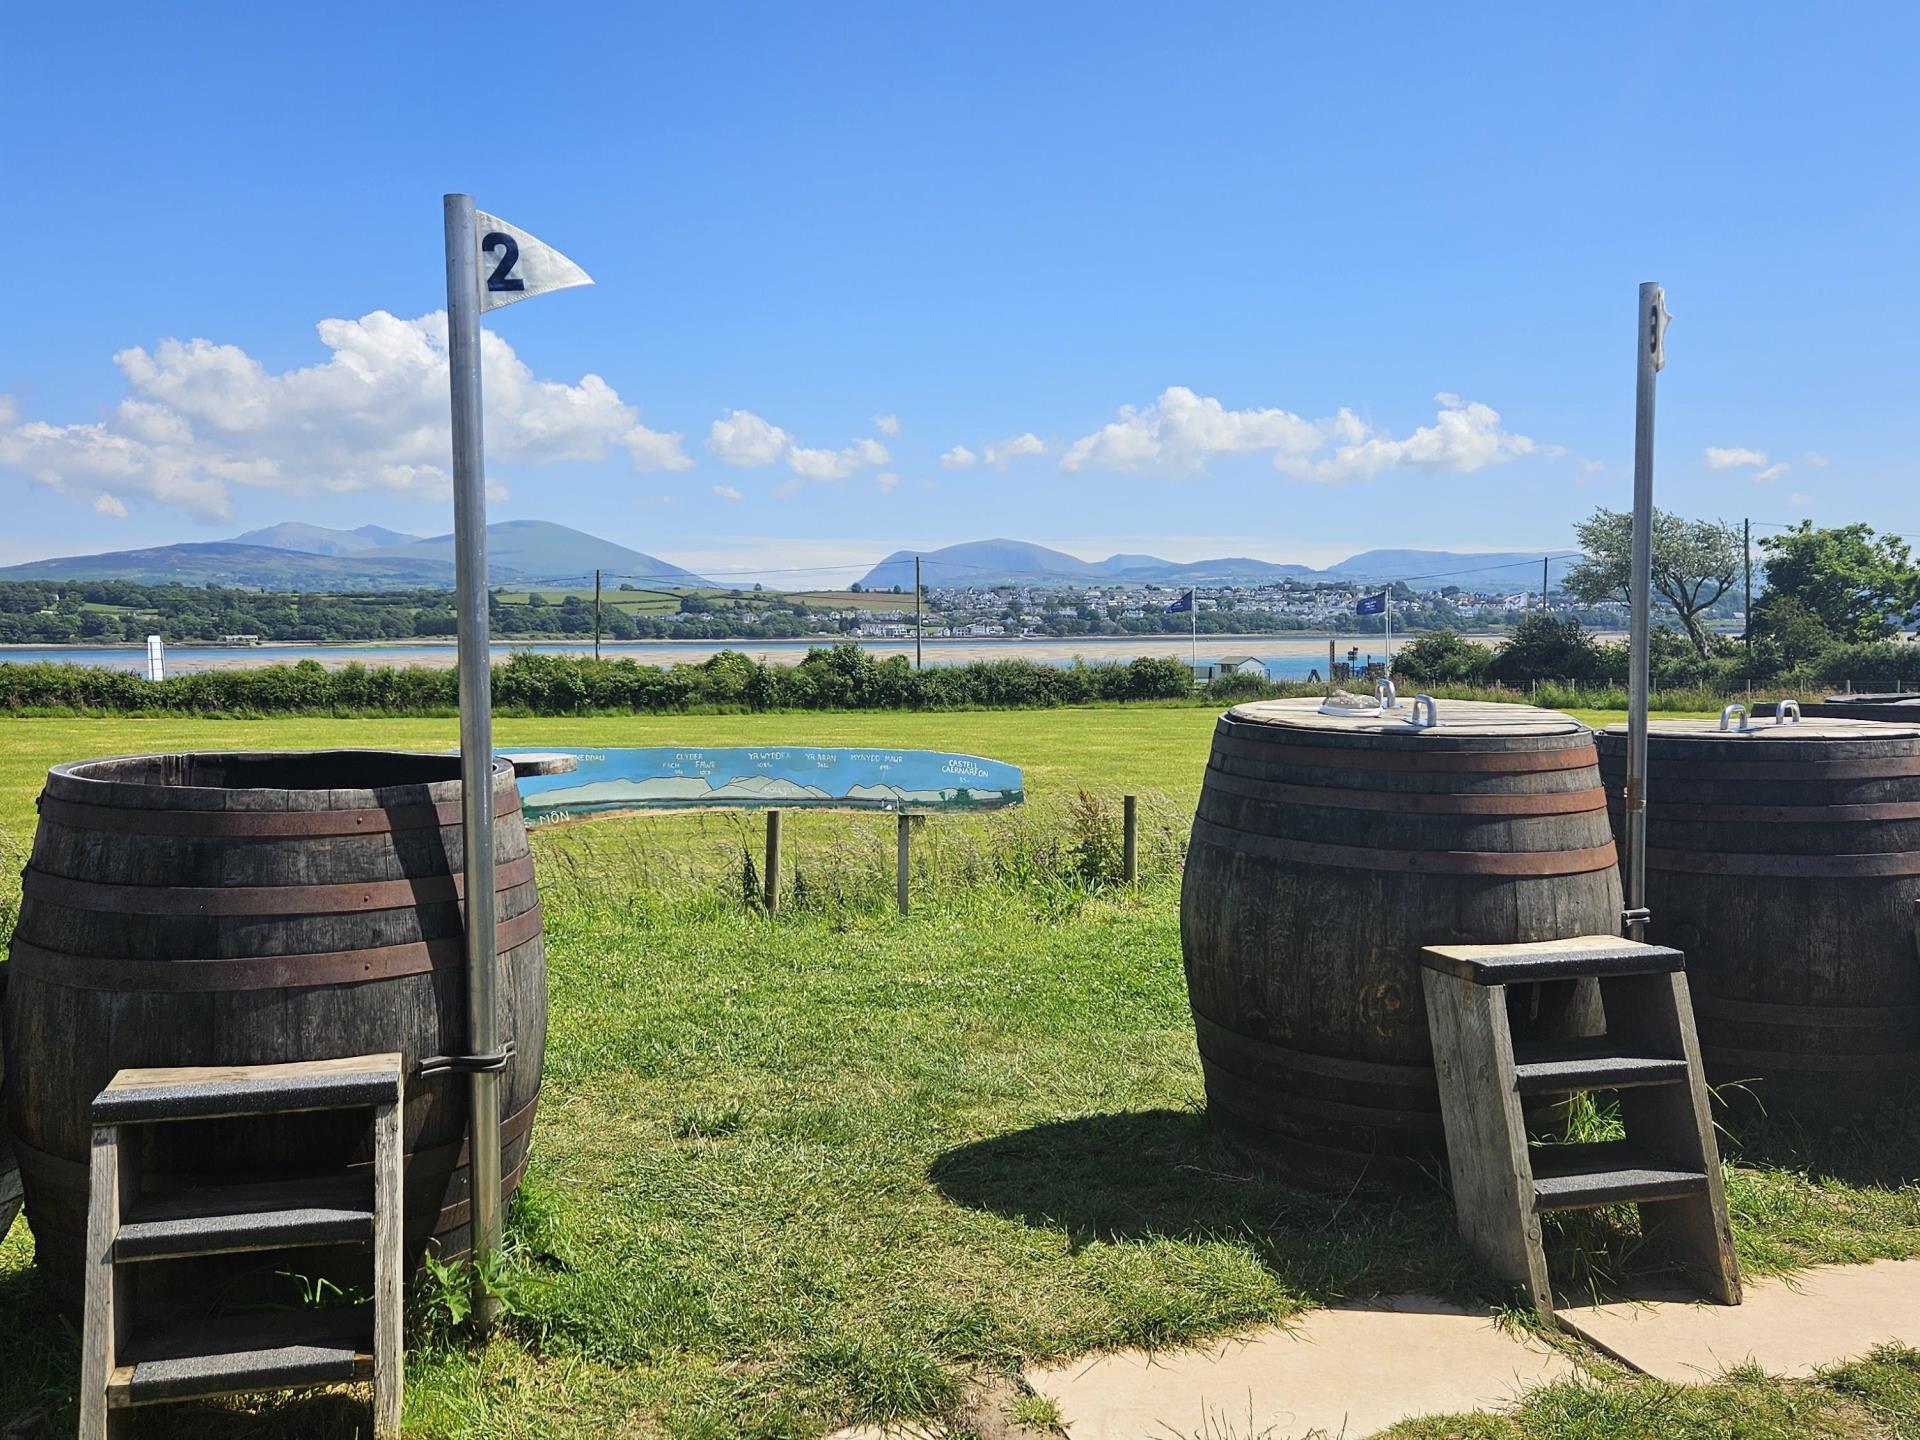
[{"left": 474, "top": 212, "right": 593, "bottom": 312}]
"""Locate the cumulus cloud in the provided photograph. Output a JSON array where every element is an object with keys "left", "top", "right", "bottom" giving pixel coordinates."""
[
  {"left": 712, "top": 484, "right": 744, "bottom": 502},
  {"left": 708, "top": 410, "right": 790, "bottom": 466},
  {"left": 788, "top": 435, "right": 889, "bottom": 480},
  {"left": 1706, "top": 446, "right": 1768, "bottom": 470},
  {"left": 1753, "top": 462, "right": 1790, "bottom": 483},
  {"left": 93, "top": 493, "right": 128, "bottom": 517},
  {"left": 0, "top": 310, "right": 691, "bottom": 522},
  {"left": 983, "top": 433, "right": 1049, "bottom": 470},
  {"left": 707, "top": 408, "right": 888, "bottom": 480},
  {"left": 1059, "top": 387, "right": 1545, "bottom": 483},
  {"left": 0, "top": 395, "right": 17, "bottom": 425},
  {"left": 872, "top": 412, "right": 900, "bottom": 436},
  {"left": 875, "top": 471, "right": 900, "bottom": 492},
  {"left": 940, "top": 445, "right": 978, "bottom": 469}
]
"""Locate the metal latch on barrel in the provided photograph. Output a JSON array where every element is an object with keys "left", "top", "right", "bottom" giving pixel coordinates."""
[{"left": 418, "top": 1041, "right": 517, "bottom": 1078}]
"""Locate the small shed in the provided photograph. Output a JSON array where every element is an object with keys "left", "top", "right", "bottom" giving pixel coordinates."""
[{"left": 1215, "top": 655, "right": 1269, "bottom": 678}]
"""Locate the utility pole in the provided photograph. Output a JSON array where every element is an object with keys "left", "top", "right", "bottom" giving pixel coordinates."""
[
  {"left": 593, "top": 567, "right": 602, "bottom": 662},
  {"left": 1625, "top": 282, "right": 1670, "bottom": 944},
  {"left": 1742, "top": 519, "right": 1752, "bottom": 661},
  {"left": 914, "top": 555, "right": 923, "bottom": 669},
  {"left": 1542, "top": 556, "right": 1550, "bottom": 613}
]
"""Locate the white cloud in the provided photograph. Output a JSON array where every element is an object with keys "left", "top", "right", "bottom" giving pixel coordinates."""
[
  {"left": 1581, "top": 459, "right": 1606, "bottom": 475},
  {"left": 1804, "top": 451, "right": 1829, "bottom": 467},
  {"left": 772, "top": 478, "right": 804, "bottom": 499},
  {"left": 0, "top": 395, "right": 17, "bottom": 425},
  {"left": 1062, "top": 386, "right": 1323, "bottom": 475},
  {"left": 1789, "top": 491, "right": 1817, "bottom": 508},
  {"left": 1706, "top": 446, "right": 1768, "bottom": 470},
  {"left": 1753, "top": 462, "right": 1790, "bottom": 483},
  {"left": 940, "top": 444, "right": 978, "bottom": 469},
  {"left": 1058, "top": 387, "right": 1544, "bottom": 483},
  {"left": 709, "top": 409, "right": 888, "bottom": 480},
  {"left": 983, "top": 433, "right": 1048, "bottom": 470},
  {"left": 787, "top": 435, "right": 888, "bottom": 480},
  {"left": 872, "top": 412, "right": 900, "bottom": 436},
  {"left": 0, "top": 310, "right": 690, "bottom": 522},
  {"left": 93, "top": 493, "right": 128, "bottom": 517},
  {"left": 1303, "top": 394, "right": 1543, "bottom": 482},
  {"left": 711, "top": 484, "right": 744, "bottom": 502},
  {"left": 875, "top": 471, "right": 900, "bottom": 492},
  {"left": 707, "top": 410, "right": 791, "bottom": 467}
]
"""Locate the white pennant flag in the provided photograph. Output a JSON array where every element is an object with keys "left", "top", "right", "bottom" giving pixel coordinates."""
[{"left": 473, "top": 211, "right": 593, "bottom": 312}]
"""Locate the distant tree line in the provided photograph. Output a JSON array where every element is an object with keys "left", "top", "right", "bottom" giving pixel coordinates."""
[
  {"left": 1393, "top": 513, "right": 1920, "bottom": 693},
  {"left": 0, "top": 645, "right": 1196, "bottom": 715}
]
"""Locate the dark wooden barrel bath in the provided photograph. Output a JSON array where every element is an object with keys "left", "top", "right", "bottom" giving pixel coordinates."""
[
  {"left": 0, "top": 750, "right": 547, "bottom": 1315},
  {"left": 1181, "top": 698, "right": 1622, "bottom": 1189},
  {"left": 0, "top": 967, "right": 19, "bottom": 1246},
  {"left": 1597, "top": 715, "right": 1920, "bottom": 1113}
]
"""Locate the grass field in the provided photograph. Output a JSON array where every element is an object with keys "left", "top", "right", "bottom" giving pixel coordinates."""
[
  {"left": 492, "top": 589, "right": 682, "bottom": 614},
  {"left": 2, "top": 707, "right": 1917, "bottom": 1439}
]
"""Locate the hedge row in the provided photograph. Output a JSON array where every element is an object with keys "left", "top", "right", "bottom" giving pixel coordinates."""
[{"left": 0, "top": 645, "right": 1196, "bottom": 716}]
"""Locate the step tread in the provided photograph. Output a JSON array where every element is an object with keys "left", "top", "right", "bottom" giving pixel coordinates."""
[
  {"left": 117, "top": 1175, "right": 376, "bottom": 1261},
  {"left": 1510, "top": 1038, "right": 1692, "bottom": 1095},
  {"left": 1530, "top": 1140, "right": 1709, "bottom": 1211},
  {"left": 92, "top": 1054, "right": 402, "bottom": 1125},
  {"left": 108, "top": 1306, "right": 373, "bottom": 1408},
  {"left": 1422, "top": 935, "right": 1684, "bottom": 985}
]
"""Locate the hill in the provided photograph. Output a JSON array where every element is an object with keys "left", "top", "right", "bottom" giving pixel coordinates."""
[
  {"left": 0, "top": 542, "right": 455, "bottom": 589},
  {"left": 233, "top": 522, "right": 422, "bottom": 554},
  {"left": 856, "top": 540, "right": 1559, "bottom": 591},
  {"left": 367, "top": 519, "right": 709, "bottom": 586},
  {"left": 0, "top": 520, "right": 712, "bottom": 590}
]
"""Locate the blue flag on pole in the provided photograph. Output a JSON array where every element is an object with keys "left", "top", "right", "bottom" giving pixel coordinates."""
[
  {"left": 1165, "top": 590, "right": 1195, "bottom": 615},
  {"left": 1356, "top": 591, "right": 1387, "bottom": 616}
]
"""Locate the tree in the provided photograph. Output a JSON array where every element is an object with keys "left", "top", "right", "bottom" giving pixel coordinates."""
[
  {"left": 1488, "top": 613, "right": 1600, "bottom": 687},
  {"left": 1565, "top": 507, "right": 1741, "bottom": 658},
  {"left": 1755, "top": 521, "right": 1920, "bottom": 644}
]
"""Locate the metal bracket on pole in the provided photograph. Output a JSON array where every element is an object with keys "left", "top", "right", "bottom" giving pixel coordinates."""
[{"left": 444, "top": 192, "right": 503, "bottom": 1329}]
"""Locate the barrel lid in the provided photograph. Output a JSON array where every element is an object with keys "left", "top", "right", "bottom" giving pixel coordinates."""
[
  {"left": 1599, "top": 716, "right": 1920, "bottom": 743},
  {"left": 1225, "top": 697, "right": 1587, "bottom": 737}
]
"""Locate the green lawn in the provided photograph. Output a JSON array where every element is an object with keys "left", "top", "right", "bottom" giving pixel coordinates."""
[{"left": 2, "top": 707, "right": 1916, "bottom": 1439}]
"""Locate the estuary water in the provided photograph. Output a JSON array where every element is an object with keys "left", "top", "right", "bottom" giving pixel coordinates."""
[{"left": 0, "top": 633, "right": 1420, "bottom": 680}]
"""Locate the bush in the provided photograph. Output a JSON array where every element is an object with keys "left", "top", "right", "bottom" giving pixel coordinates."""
[{"left": 1390, "top": 629, "right": 1493, "bottom": 686}]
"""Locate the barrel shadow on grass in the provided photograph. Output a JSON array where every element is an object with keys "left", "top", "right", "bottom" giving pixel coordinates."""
[{"left": 927, "top": 1109, "right": 1496, "bottom": 1304}]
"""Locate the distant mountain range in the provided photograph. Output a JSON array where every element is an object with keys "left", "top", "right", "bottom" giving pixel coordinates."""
[
  {"left": 0, "top": 520, "right": 712, "bottom": 590},
  {"left": 858, "top": 540, "right": 1579, "bottom": 592},
  {"left": 0, "top": 520, "right": 1575, "bottom": 595}
]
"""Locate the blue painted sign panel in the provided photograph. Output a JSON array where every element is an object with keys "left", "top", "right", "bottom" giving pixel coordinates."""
[{"left": 514, "top": 746, "right": 1024, "bottom": 820}]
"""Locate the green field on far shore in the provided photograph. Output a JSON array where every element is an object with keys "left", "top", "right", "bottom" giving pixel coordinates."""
[{"left": 3, "top": 706, "right": 1917, "bottom": 1440}]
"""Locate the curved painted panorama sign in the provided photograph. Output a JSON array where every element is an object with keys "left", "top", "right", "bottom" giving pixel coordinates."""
[{"left": 514, "top": 746, "right": 1024, "bottom": 819}]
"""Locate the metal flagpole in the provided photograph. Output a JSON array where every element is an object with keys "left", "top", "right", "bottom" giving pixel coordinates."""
[
  {"left": 1190, "top": 591, "right": 1197, "bottom": 674},
  {"left": 915, "top": 555, "right": 923, "bottom": 669},
  {"left": 1384, "top": 591, "right": 1392, "bottom": 663},
  {"left": 1624, "top": 281, "right": 1669, "bottom": 942},
  {"left": 443, "top": 192, "right": 503, "bottom": 1328}
]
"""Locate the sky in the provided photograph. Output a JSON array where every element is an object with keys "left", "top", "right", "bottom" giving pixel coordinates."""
[{"left": 2, "top": 4, "right": 1916, "bottom": 587}]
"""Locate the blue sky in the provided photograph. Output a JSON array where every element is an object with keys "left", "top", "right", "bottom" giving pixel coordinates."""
[{"left": 3, "top": 3, "right": 1915, "bottom": 585}]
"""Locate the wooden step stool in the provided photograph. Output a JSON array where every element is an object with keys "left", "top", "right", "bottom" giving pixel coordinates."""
[
  {"left": 79, "top": 1055, "right": 405, "bottom": 1440},
  {"left": 1419, "top": 936, "right": 1741, "bottom": 1319}
]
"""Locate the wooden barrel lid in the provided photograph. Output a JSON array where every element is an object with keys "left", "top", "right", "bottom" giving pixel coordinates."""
[
  {"left": 1600, "top": 716, "right": 1920, "bottom": 742},
  {"left": 1226, "top": 697, "right": 1587, "bottom": 738}
]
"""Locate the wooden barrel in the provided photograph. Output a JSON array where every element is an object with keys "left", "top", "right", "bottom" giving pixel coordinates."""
[
  {"left": 0, "top": 966, "right": 18, "bottom": 1247},
  {"left": 0, "top": 750, "right": 547, "bottom": 1316},
  {"left": 1181, "top": 699, "right": 1622, "bottom": 1189},
  {"left": 1597, "top": 716, "right": 1920, "bottom": 1112}
]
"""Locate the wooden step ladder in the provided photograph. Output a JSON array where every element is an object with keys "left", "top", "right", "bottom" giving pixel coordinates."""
[
  {"left": 1419, "top": 935, "right": 1741, "bottom": 1319},
  {"left": 79, "top": 1055, "right": 405, "bottom": 1440}
]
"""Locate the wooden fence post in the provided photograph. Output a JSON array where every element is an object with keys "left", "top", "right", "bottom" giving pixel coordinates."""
[
  {"left": 764, "top": 810, "right": 782, "bottom": 915},
  {"left": 1123, "top": 794, "right": 1138, "bottom": 884},
  {"left": 896, "top": 813, "right": 912, "bottom": 917}
]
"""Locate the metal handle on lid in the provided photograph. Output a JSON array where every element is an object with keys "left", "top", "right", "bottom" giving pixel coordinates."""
[
  {"left": 1375, "top": 678, "right": 1399, "bottom": 710},
  {"left": 1719, "top": 703, "right": 1748, "bottom": 732},
  {"left": 1774, "top": 699, "right": 1802, "bottom": 725},
  {"left": 1407, "top": 694, "right": 1440, "bottom": 729}
]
